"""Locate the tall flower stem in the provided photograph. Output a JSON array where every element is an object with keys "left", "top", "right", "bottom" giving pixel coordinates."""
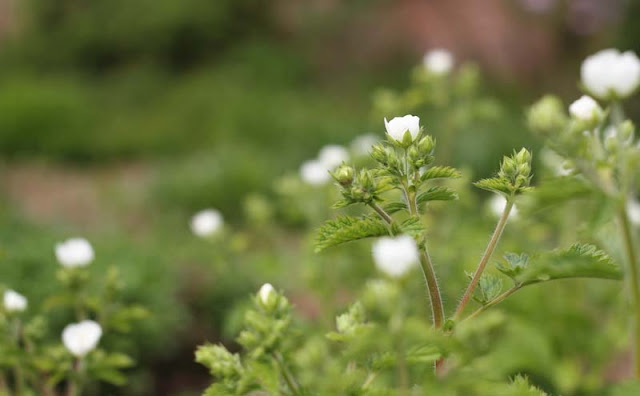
[
  {"left": 618, "top": 206, "right": 640, "bottom": 378},
  {"left": 66, "top": 359, "right": 85, "bottom": 396},
  {"left": 455, "top": 199, "right": 513, "bottom": 319},
  {"left": 406, "top": 190, "right": 445, "bottom": 329}
]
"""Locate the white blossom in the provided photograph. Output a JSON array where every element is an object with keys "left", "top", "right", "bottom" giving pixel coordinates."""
[
  {"left": 55, "top": 238, "right": 94, "bottom": 268},
  {"left": 318, "top": 145, "right": 349, "bottom": 170},
  {"left": 488, "top": 195, "right": 518, "bottom": 219},
  {"left": 191, "top": 209, "right": 223, "bottom": 237},
  {"left": 300, "top": 159, "right": 331, "bottom": 186},
  {"left": 350, "top": 134, "right": 379, "bottom": 156},
  {"left": 62, "top": 320, "right": 102, "bottom": 357},
  {"left": 258, "top": 283, "right": 275, "bottom": 305},
  {"left": 568, "top": 95, "right": 602, "bottom": 121},
  {"left": 372, "top": 235, "right": 419, "bottom": 278},
  {"left": 423, "top": 49, "right": 454, "bottom": 75},
  {"left": 384, "top": 115, "right": 421, "bottom": 142},
  {"left": 3, "top": 290, "right": 27, "bottom": 312},
  {"left": 581, "top": 49, "right": 640, "bottom": 99},
  {"left": 628, "top": 199, "right": 640, "bottom": 225}
]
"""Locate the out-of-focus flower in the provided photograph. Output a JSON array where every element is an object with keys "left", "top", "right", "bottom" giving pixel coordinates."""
[
  {"left": 55, "top": 238, "right": 94, "bottom": 268},
  {"left": 300, "top": 159, "right": 331, "bottom": 186},
  {"left": 628, "top": 199, "right": 640, "bottom": 225},
  {"left": 488, "top": 195, "right": 518, "bottom": 219},
  {"left": 318, "top": 145, "right": 349, "bottom": 170},
  {"left": 540, "top": 148, "right": 572, "bottom": 176},
  {"left": 258, "top": 283, "right": 275, "bottom": 306},
  {"left": 569, "top": 95, "right": 602, "bottom": 121},
  {"left": 191, "top": 209, "right": 223, "bottom": 237},
  {"left": 384, "top": 115, "right": 421, "bottom": 143},
  {"left": 62, "top": 320, "right": 102, "bottom": 357},
  {"left": 350, "top": 134, "right": 379, "bottom": 157},
  {"left": 3, "top": 290, "right": 27, "bottom": 312},
  {"left": 423, "top": 49, "right": 454, "bottom": 75},
  {"left": 581, "top": 49, "right": 640, "bottom": 100},
  {"left": 372, "top": 235, "right": 419, "bottom": 278}
]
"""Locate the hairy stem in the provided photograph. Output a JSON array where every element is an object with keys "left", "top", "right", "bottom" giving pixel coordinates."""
[
  {"left": 455, "top": 199, "right": 514, "bottom": 319},
  {"left": 369, "top": 202, "right": 394, "bottom": 225},
  {"left": 273, "top": 352, "right": 301, "bottom": 396},
  {"left": 618, "top": 206, "right": 640, "bottom": 378}
]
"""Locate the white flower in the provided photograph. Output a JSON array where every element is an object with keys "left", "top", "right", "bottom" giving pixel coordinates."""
[
  {"left": 300, "top": 159, "right": 331, "bottom": 186},
  {"left": 581, "top": 49, "right": 640, "bottom": 99},
  {"left": 318, "top": 145, "right": 349, "bottom": 170},
  {"left": 628, "top": 199, "right": 640, "bottom": 225},
  {"left": 258, "top": 283, "right": 275, "bottom": 305},
  {"left": 423, "top": 49, "right": 454, "bottom": 75},
  {"left": 62, "top": 320, "right": 102, "bottom": 357},
  {"left": 488, "top": 195, "right": 518, "bottom": 219},
  {"left": 372, "top": 235, "right": 419, "bottom": 278},
  {"left": 55, "top": 238, "right": 94, "bottom": 268},
  {"left": 190, "top": 209, "right": 223, "bottom": 237},
  {"left": 568, "top": 95, "right": 602, "bottom": 121},
  {"left": 3, "top": 290, "right": 27, "bottom": 312},
  {"left": 350, "top": 134, "right": 379, "bottom": 156},
  {"left": 384, "top": 115, "right": 421, "bottom": 142}
]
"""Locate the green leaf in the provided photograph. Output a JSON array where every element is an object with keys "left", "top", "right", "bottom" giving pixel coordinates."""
[
  {"left": 405, "top": 345, "right": 441, "bottom": 365},
  {"left": 393, "top": 217, "right": 424, "bottom": 238},
  {"left": 474, "top": 274, "right": 503, "bottom": 304},
  {"left": 416, "top": 187, "right": 458, "bottom": 204},
  {"left": 531, "top": 176, "right": 594, "bottom": 207},
  {"left": 512, "top": 244, "right": 622, "bottom": 286},
  {"left": 421, "top": 166, "right": 461, "bottom": 181},
  {"left": 383, "top": 201, "right": 407, "bottom": 214},
  {"left": 474, "top": 177, "right": 513, "bottom": 195},
  {"left": 314, "top": 215, "right": 390, "bottom": 253}
]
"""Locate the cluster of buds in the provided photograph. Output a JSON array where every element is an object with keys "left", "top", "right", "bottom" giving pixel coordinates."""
[
  {"left": 331, "top": 166, "right": 378, "bottom": 205},
  {"left": 527, "top": 95, "right": 568, "bottom": 137},
  {"left": 407, "top": 135, "right": 436, "bottom": 169},
  {"left": 498, "top": 148, "right": 533, "bottom": 194}
]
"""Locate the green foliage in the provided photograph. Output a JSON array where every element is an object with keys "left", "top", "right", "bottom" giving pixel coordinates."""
[{"left": 315, "top": 215, "right": 390, "bottom": 253}]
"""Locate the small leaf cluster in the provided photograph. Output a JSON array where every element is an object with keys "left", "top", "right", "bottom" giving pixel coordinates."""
[{"left": 475, "top": 148, "right": 533, "bottom": 196}]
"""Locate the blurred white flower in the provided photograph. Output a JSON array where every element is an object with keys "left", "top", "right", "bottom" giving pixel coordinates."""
[
  {"left": 191, "top": 209, "right": 223, "bottom": 237},
  {"left": 300, "top": 159, "right": 331, "bottom": 186},
  {"left": 488, "top": 195, "right": 518, "bottom": 219},
  {"left": 318, "top": 145, "right": 349, "bottom": 170},
  {"left": 62, "top": 320, "right": 102, "bottom": 357},
  {"left": 55, "top": 238, "right": 94, "bottom": 268},
  {"left": 423, "top": 49, "right": 454, "bottom": 75},
  {"left": 3, "top": 290, "right": 27, "bottom": 312},
  {"left": 569, "top": 95, "right": 602, "bottom": 121},
  {"left": 258, "top": 283, "right": 275, "bottom": 305},
  {"left": 384, "top": 115, "right": 421, "bottom": 142},
  {"left": 372, "top": 235, "right": 419, "bottom": 278},
  {"left": 350, "top": 134, "right": 379, "bottom": 156},
  {"left": 628, "top": 199, "right": 640, "bottom": 225},
  {"left": 581, "top": 49, "right": 640, "bottom": 99}
]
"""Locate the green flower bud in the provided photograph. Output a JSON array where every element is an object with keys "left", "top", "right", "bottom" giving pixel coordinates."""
[
  {"left": 331, "top": 164, "right": 355, "bottom": 186},
  {"left": 370, "top": 144, "right": 389, "bottom": 165},
  {"left": 417, "top": 136, "right": 436, "bottom": 156},
  {"left": 527, "top": 95, "right": 568, "bottom": 136}
]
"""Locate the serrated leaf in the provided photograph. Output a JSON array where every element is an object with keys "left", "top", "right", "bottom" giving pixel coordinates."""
[
  {"left": 531, "top": 176, "right": 594, "bottom": 207},
  {"left": 314, "top": 215, "right": 390, "bottom": 252},
  {"left": 474, "top": 177, "right": 512, "bottom": 195},
  {"left": 383, "top": 201, "right": 407, "bottom": 214},
  {"left": 421, "top": 166, "right": 461, "bottom": 181},
  {"left": 474, "top": 274, "right": 503, "bottom": 304},
  {"left": 513, "top": 244, "right": 622, "bottom": 286},
  {"left": 393, "top": 217, "right": 424, "bottom": 238},
  {"left": 405, "top": 345, "right": 441, "bottom": 365},
  {"left": 416, "top": 187, "right": 458, "bottom": 204}
]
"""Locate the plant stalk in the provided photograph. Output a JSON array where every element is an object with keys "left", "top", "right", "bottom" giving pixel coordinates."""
[
  {"left": 273, "top": 352, "right": 301, "bottom": 396},
  {"left": 463, "top": 286, "right": 521, "bottom": 322},
  {"left": 455, "top": 199, "right": 513, "bottom": 319},
  {"left": 617, "top": 206, "right": 640, "bottom": 378}
]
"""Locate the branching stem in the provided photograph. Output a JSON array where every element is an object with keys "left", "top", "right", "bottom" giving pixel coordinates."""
[{"left": 455, "top": 198, "right": 513, "bottom": 319}]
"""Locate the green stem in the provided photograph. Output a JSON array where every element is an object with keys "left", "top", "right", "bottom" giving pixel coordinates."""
[
  {"left": 369, "top": 202, "right": 394, "bottom": 225},
  {"left": 463, "top": 286, "right": 521, "bottom": 322},
  {"left": 273, "top": 352, "right": 300, "bottom": 396},
  {"left": 406, "top": 189, "right": 445, "bottom": 329},
  {"left": 617, "top": 206, "right": 640, "bottom": 379},
  {"left": 66, "top": 359, "right": 85, "bottom": 396},
  {"left": 11, "top": 319, "right": 25, "bottom": 396},
  {"left": 455, "top": 198, "right": 514, "bottom": 319}
]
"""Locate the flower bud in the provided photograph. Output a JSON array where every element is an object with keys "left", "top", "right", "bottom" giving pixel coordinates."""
[
  {"left": 370, "top": 144, "right": 390, "bottom": 165},
  {"left": 417, "top": 136, "right": 435, "bottom": 156},
  {"left": 331, "top": 164, "right": 355, "bottom": 186},
  {"left": 527, "top": 95, "right": 568, "bottom": 135},
  {"left": 3, "top": 290, "right": 27, "bottom": 313},
  {"left": 258, "top": 283, "right": 276, "bottom": 309},
  {"left": 62, "top": 320, "right": 102, "bottom": 357},
  {"left": 569, "top": 95, "right": 603, "bottom": 123}
]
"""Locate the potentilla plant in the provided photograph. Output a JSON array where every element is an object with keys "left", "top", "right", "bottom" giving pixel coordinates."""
[
  {"left": 0, "top": 237, "right": 147, "bottom": 396},
  {"left": 528, "top": 48, "right": 640, "bottom": 377}
]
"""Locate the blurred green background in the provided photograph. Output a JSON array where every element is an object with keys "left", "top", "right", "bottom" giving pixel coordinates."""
[{"left": 0, "top": 0, "right": 638, "bottom": 394}]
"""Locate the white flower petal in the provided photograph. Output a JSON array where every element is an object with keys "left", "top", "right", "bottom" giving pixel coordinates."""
[
  {"left": 62, "top": 320, "right": 102, "bottom": 357},
  {"left": 191, "top": 209, "right": 224, "bottom": 237},
  {"left": 423, "top": 49, "right": 454, "bottom": 74},
  {"left": 3, "top": 290, "right": 27, "bottom": 312},
  {"left": 55, "top": 238, "right": 94, "bottom": 268},
  {"left": 372, "top": 235, "right": 419, "bottom": 278}
]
